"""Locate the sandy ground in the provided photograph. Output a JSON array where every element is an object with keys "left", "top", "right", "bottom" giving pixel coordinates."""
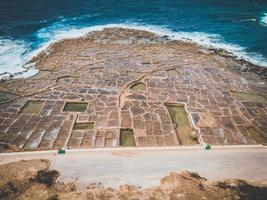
[
  {"left": 1, "top": 159, "right": 267, "bottom": 200},
  {"left": 1, "top": 145, "right": 267, "bottom": 190}
]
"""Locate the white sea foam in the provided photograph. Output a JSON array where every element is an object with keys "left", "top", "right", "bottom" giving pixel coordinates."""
[
  {"left": 0, "top": 38, "right": 40, "bottom": 80},
  {"left": 1, "top": 22, "right": 267, "bottom": 80},
  {"left": 238, "top": 18, "right": 256, "bottom": 22},
  {"left": 0, "top": 38, "right": 28, "bottom": 74},
  {"left": 32, "top": 23, "right": 267, "bottom": 67},
  {"left": 260, "top": 13, "right": 267, "bottom": 26}
]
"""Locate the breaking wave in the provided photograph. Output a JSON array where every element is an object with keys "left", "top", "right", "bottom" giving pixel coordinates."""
[
  {"left": 1, "top": 22, "right": 267, "bottom": 79},
  {"left": 0, "top": 38, "right": 28, "bottom": 75},
  {"left": 30, "top": 23, "right": 267, "bottom": 68},
  {"left": 260, "top": 13, "right": 267, "bottom": 26}
]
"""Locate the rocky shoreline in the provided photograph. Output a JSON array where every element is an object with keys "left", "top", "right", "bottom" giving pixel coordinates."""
[
  {"left": 0, "top": 28, "right": 266, "bottom": 150},
  {"left": 1, "top": 28, "right": 266, "bottom": 82}
]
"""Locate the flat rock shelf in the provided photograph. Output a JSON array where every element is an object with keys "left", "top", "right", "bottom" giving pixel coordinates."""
[{"left": 0, "top": 28, "right": 266, "bottom": 150}]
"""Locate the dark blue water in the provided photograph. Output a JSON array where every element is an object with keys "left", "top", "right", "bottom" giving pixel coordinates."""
[{"left": 1, "top": 0, "right": 267, "bottom": 76}]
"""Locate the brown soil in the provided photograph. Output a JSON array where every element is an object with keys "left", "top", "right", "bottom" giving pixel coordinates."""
[
  {"left": 0, "top": 159, "right": 59, "bottom": 200},
  {"left": 0, "top": 142, "right": 22, "bottom": 153},
  {"left": 1, "top": 159, "right": 267, "bottom": 200}
]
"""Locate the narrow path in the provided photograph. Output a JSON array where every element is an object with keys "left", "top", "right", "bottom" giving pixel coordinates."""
[{"left": 0, "top": 145, "right": 267, "bottom": 189}]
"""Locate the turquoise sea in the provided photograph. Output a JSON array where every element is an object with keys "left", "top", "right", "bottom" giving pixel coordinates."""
[{"left": 0, "top": 0, "right": 267, "bottom": 78}]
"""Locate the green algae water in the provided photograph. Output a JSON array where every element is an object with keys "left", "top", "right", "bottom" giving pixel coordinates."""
[
  {"left": 165, "top": 104, "right": 198, "bottom": 145},
  {"left": 130, "top": 83, "right": 146, "bottom": 91},
  {"left": 63, "top": 102, "right": 88, "bottom": 112},
  {"left": 73, "top": 122, "right": 94, "bottom": 130},
  {"left": 21, "top": 101, "right": 44, "bottom": 114},
  {"left": 120, "top": 129, "right": 136, "bottom": 146}
]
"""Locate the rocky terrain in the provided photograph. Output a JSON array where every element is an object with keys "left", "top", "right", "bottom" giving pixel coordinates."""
[
  {"left": 0, "top": 159, "right": 58, "bottom": 200},
  {"left": 0, "top": 28, "right": 266, "bottom": 150},
  {"left": 1, "top": 159, "right": 267, "bottom": 200}
]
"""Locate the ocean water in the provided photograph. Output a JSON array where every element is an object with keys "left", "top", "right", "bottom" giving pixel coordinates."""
[{"left": 0, "top": 0, "right": 267, "bottom": 78}]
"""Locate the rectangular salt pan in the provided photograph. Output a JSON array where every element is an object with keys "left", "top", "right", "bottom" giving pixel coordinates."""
[
  {"left": 63, "top": 102, "right": 88, "bottom": 112},
  {"left": 120, "top": 129, "right": 136, "bottom": 146},
  {"left": 21, "top": 100, "right": 44, "bottom": 114}
]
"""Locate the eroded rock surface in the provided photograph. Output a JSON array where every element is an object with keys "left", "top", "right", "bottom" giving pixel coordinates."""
[{"left": 0, "top": 28, "right": 266, "bottom": 150}]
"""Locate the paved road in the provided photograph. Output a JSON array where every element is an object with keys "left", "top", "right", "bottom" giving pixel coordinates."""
[{"left": 1, "top": 146, "right": 267, "bottom": 189}]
